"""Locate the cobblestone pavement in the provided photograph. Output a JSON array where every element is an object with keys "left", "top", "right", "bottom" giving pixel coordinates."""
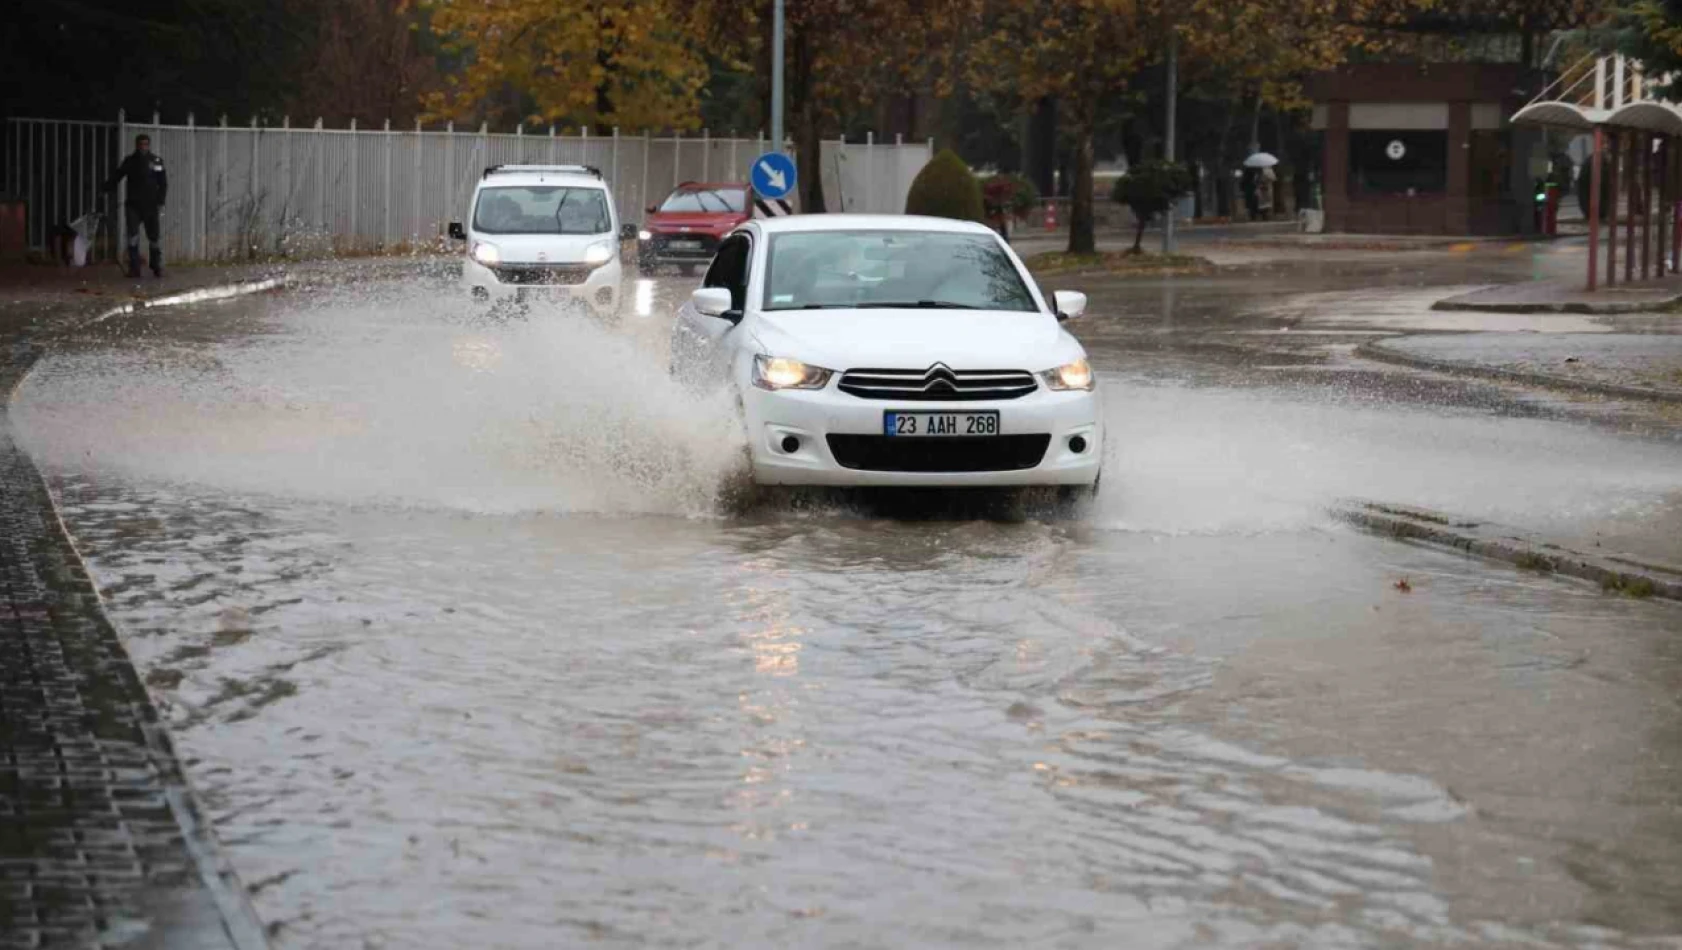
[{"left": 2, "top": 275, "right": 268, "bottom": 949}]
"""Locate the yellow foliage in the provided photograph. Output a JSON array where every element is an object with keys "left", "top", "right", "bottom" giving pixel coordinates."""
[{"left": 418, "top": 0, "right": 720, "bottom": 130}]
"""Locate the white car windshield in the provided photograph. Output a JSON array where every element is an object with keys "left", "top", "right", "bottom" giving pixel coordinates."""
[
  {"left": 763, "top": 230, "right": 1038, "bottom": 313},
  {"left": 473, "top": 186, "right": 611, "bottom": 235}
]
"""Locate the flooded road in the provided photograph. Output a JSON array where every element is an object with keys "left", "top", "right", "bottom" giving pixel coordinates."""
[{"left": 13, "top": 263, "right": 1682, "bottom": 948}]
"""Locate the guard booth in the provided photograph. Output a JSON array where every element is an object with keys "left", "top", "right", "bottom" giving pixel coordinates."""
[{"left": 1307, "top": 64, "right": 1541, "bottom": 235}]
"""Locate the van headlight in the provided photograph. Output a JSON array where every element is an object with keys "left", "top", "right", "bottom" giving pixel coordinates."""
[
  {"left": 584, "top": 241, "right": 614, "bottom": 265},
  {"left": 753, "top": 355, "right": 833, "bottom": 391},
  {"left": 471, "top": 241, "right": 500, "bottom": 265},
  {"left": 1039, "top": 358, "right": 1094, "bottom": 391}
]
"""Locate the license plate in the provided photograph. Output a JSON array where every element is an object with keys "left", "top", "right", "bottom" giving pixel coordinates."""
[
  {"left": 668, "top": 240, "right": 702, "bottom": 251},
  {"left": 884, "top": 411, "right": 999, "bottom": 437}
]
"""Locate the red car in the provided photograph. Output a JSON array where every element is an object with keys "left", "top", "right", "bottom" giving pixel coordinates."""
[{"left": 637, "top": 182, "right": 751, "bottom": 274}]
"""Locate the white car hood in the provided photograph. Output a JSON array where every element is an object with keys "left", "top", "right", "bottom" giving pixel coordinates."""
[
  {"left": 474, "top": 232, "right": 610, "bottom": 264},
  {"left": 750, "top": 309, "right": 1084, "bottom": 373}
]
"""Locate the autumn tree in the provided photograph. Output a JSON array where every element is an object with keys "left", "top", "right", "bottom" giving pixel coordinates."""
[
  {"left": 286, "top": 0, "right": 442, "bottom": 126},
  {"left": 969, "top": 0, "right": 1163, "bottom": 254},
  {"left": 417, "top": 0, "right": 729, "bottom": 131},
  {"left": 1614, "top": 0, "right": 1682, "bottom": 97},
  {"left": 726, "top": 0, "right": 974, "bottom": 212}
]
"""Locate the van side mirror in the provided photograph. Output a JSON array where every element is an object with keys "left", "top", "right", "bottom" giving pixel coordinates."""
[
  {"left": 448, "top": 222, "right": 466, "bottom": 241},
  {"left": 620, "top": 223, "right": 639, "bottom": 241},
  {"left": 1052, "top": 290, "right": 1088, "bottom": 322}
]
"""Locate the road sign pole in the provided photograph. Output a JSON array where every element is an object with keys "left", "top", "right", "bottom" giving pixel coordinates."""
[{"left": 772, "top": 0, "right": 785, "bottom": 152}]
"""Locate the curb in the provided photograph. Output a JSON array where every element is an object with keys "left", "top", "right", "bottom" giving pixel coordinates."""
[
  {"left": 1431, "top": 296, "right": 1682, "bottom": 315},
  {"left": 1333, "top": 500, "right": 1682, "bottom": 602},
  {"left": 1432, "top": 282, "right": 1682, "bottom": 315},
  {"left": 3, "top": 276, "right": 283, "bottom": 950},
  {"left": 1354, "top": 338, "right": 1682, "bottom": 405}
]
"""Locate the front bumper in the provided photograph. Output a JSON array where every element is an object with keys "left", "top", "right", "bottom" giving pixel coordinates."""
[
  {"left": 461, "top": 257, "right": 621, "bottom": 316},
  {"left": 742, "top": 383, "right": 1103, "bottom": 487},
  {"left": 637, "top": 233, "right": 721, "bottom": 265}
]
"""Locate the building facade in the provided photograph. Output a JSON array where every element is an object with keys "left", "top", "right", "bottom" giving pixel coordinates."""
[{"left": 1308, "top": 63, "right": 1545, "bottom": 235}]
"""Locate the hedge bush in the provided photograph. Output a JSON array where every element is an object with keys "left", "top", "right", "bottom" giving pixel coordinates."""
[{"left": 906, "top": 149, "right": 984, "bottom": 223}]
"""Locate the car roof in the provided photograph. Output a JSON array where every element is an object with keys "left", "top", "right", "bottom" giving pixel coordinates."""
[
  {"left": 670, "top": 182, "right": 747, "bottom": 191},
  {"left": 750, "top": 214, "right": 998, "bottom": 236},
  {"left": 477, "top": 172, "right": 607, "bottom": 189}
]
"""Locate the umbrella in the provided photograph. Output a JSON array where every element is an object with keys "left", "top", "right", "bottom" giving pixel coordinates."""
[{"left": 1243, "top": 152, "right": 1279, "bottom": 168}]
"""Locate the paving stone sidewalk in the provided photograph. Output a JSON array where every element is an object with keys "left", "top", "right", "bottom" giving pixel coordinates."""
[{"left": 2, "top": 267, "right": 270, "bottom": 949}]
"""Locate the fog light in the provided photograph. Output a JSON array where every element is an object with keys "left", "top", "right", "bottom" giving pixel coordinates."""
[
  {"left": 1069, "top": 435, "right": 1088, "bottom": 454},
  {"left": 780, "top": 435, "right": 801, "bottom": 454}
]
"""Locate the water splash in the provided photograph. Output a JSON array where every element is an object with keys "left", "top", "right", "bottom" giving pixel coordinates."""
[{"left": 15, "top": 285, "right": 745, "bottom": 516}]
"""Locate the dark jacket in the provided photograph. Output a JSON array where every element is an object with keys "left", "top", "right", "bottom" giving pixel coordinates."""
[{"left": 104, "top": 151, "right": 168, "bottom": 209}]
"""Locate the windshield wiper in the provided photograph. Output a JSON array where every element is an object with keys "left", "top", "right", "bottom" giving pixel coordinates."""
[{"left": 853, "top": 300, "right": 985, "bottom": 310}]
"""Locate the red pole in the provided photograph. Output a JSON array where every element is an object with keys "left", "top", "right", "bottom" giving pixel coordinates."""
[
  {"left": 1627, "top": 131, "right": 1639, "bottom": 283},
  {"left": 1589, "top": 127, "right": 1602, "bottom": 291},
  {"left": 1659, "top": 137, "right": 1669, "bottom": 277},
  {"left": 1673, "top": 137, "right": 1681, "bottom": 272},
  {"left": 1643, "top": 133, "right": 1654, "bottom": 280},
  {"left": 1609, "top": 131, "right": 1620, "bottom": 286}
]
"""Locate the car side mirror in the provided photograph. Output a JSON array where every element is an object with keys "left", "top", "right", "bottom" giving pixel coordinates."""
[
  {"left": 448, "top": 222, "right": 466, "bottom": 241},
  {"left": 620, "top": 223, "right": 638, "bottom": 241},
  {"left": 691, "top": 287, "right": 737, "bottom": 322},
  {"left": 646, "top": 205, "right": 658, "bottom": 215},
  {"left": 1052, "top": 290, "right": 1087, "bottom": 322}
]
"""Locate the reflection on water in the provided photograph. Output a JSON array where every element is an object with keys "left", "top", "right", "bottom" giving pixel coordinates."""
[
  {"left": 13, "top": 277, "right": 1682, "bottom": 947},
  {"left": 42, "top": 479, "right": 1682, "bottom": 949}
]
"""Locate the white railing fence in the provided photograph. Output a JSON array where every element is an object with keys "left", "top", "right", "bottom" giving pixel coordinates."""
[{"left": 4, "top": 115, "right": 932, "bottom": 264}]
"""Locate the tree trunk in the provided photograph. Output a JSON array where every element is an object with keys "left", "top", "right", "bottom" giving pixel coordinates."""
[
  {"left": 1026, "top": 97, "right": 1057, "bottom": 198},
  {"left": 1214, "top": 97, "right": 1236, "bottom": 217},
  {"left": 1248, "top": 94, "right": 1263, "bottom": 155},
  {"left": 1068, "top": 115, "right": 1096, "bottom": 255},
  {"left": 790, "top": 23, "right": 826, "bottom": 212},
  {"left": 1133, "top": 214, "right": 1146, "bottom": 252}
]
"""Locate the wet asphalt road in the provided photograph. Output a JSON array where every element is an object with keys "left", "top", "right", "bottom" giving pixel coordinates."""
[{"left": 12, "top": 255, "right": 1682, "bottom": 948}]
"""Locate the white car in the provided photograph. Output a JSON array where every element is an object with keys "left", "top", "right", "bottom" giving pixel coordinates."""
[
  {"left": 449, "top": 165, "right": 625, "bottom": 318},
  {"left": 670, "top": 215, "right": 1103, "bottom": 492}
]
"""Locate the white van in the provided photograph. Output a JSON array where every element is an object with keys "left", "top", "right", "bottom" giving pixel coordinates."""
[{"left": 449, "top": 165, "right": 627, "bottom": 318}]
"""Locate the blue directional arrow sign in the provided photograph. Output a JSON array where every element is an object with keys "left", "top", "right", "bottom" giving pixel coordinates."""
[{"left": 751, "top": 152, "right": 797, "bottom": 201}]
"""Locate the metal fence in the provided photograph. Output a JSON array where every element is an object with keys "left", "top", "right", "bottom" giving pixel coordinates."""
[{"left": 4, "top": 115, "right": 932, "bottom": 264}]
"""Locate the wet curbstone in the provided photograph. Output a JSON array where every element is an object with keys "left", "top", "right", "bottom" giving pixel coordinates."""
[
  {"left": 1354, "top": 339, "right": 1682, "bottom": 406},
  {"left": 2, "top": 279, "right": 280, "bottom": 950},
  {"left": 1333, "top": 500, "right": 1682, "bottom": 603}
]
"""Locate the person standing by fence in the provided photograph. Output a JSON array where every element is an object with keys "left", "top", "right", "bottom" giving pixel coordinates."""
[{"left": 103, "top": 134, "right": 168, "bottom": 278}]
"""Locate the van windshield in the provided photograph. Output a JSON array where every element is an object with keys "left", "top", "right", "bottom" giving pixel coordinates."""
[{"left": 473, "top": 186, "right": 612, "bottom": 235}]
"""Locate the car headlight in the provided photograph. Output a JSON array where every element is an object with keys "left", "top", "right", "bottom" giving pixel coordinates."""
[
  {"left": 752, "top": 355, "right": 833, "bottom": 391},
  {"left": 1039, "top": 358, "right": 1094, "bottom": 391},
  {"left": 584, "top": 241, "right": 613, "bottom": 265},
  {"left": 638, "top": 229, "right": 653, "bottom": 242},
  {"left": 471, "top": 241, "right": 500, "bottom": 265}
]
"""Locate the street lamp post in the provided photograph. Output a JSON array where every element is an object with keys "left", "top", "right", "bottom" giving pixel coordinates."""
[{"left": 771, "top": 0, "right": 785, "bottom": 153}]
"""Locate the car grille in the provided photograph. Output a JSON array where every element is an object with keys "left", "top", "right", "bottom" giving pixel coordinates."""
[
  {"left": 647, "top": 233, "right": 720, "bottom": 258},
  {"left": 490, "top": 263, "right": 600, "bottom": 285},
  {"left": 838, "top": 365, "right": 1039, "bottom": 401},
  {"left": 826, "top": 434, "right": 1051, "bottom": 473}
]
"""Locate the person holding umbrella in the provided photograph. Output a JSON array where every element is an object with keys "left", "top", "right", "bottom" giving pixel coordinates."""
[{"left": 1245, "top": 151, "right": 1279, "bottom": 221}]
